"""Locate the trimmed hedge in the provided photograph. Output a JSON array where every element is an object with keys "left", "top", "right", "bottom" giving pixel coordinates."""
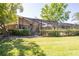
[
  {"left": 40, "top": 30, "right": 79, "bottom": 37},
  {"left": 8, "top": 29, "right": 31, "bottom": 36},
  {"left": 48, "top": 31, "right": 60, "bottom": 37}
]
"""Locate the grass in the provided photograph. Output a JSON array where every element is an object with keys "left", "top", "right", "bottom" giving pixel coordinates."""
[{"left": 0, "top": 36, "right": 79, "bottom": 56}]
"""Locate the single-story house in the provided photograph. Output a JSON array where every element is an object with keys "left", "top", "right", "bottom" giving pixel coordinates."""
[
  {"left": 6, "top": 16, "right": 47, "bottom": 34},
  {"left": 6, "top": 16, "right": 79, "bottom": 33}
]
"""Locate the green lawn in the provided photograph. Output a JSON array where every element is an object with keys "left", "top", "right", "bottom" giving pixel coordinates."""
[{"left": 0, "top": 36, "right": 79, "bottom": 56}]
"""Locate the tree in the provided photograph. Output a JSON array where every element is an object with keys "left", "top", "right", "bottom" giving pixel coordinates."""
[
  {"left": 40, "top": 3, "right": 70, "bottom": 29},
  {"left": 72, "top": 12, "right": 79, "bottom": 25},
  {"left": 73, "top": 12, "right": 79, "bottom": 21},
  {"left": 0, "top": 3, "right": 23, "bottom": 37}
]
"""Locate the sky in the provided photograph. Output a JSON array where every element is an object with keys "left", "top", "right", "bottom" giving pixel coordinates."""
[{"left": 17, "top": 3, "right": 79, "bottom": 24}]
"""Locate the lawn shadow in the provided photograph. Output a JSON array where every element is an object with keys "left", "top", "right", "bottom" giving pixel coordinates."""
[
  {"left": 12, "top": 39, "right": 46, "bottom": 56},
  {"left": 0, "top": 38, "right": 46, "bottom": 56},
  {"left": 0, "top": 38, "right": 16, "bottom": 56}
]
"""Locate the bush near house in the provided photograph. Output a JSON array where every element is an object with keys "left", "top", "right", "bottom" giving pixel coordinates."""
[
  {"left": 48, "top": 31, "right": 60, "bottom": 37},
  {"left": 40, "top": 29, "right": 79, "bottom": 37},
  {"left": 73, "top": 31, "right": 79, "bottom": 36},
  {"left": 0, "top": 29, "right": 2, "bottom": 35},
  {"left": 8, "top": 28, "right": 31, "bottom": 36}
]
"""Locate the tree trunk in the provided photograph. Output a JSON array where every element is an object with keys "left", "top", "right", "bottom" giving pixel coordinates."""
[
  {"left": 0, "top": 23, "right": 9, "bottom": 38},
  {"left": 52, "top": 21, "right": 58, "bottom": 30}
]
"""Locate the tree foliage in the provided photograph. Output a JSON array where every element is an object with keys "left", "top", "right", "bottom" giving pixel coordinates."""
[
  {"left": 0, "top": 3, "right": 23, "bottom": 24},
  {"left": 40, "top": 3, "right": 70, "bottom": 22},
  {"left": 73, "top": 12, "right": 79, "bottom": 21},
  {"left": 0, "top": 3, "right": 23, "bottom": 37}
]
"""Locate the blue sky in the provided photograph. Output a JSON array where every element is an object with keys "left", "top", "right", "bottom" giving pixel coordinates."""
[
  {"left": 17, "top": 3, "right": 79, "bottom": 24},
  {"left": 17, "top": 3, "right": 45, "bottom": 18}
]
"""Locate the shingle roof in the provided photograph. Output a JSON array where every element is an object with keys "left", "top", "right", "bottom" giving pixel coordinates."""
[{"left": 19, "top": 16, "right": 79, "bottom": 27}]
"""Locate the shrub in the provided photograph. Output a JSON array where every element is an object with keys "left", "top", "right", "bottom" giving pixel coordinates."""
[
  {"left": 0, "top": 29, "right": 2, "bottom": 35},
  {"left": 40, "top": 30, "right": 79, "bottom": 37},
  {"left": 73, "top": 31, "right": 79, "bottom": 36},
  {"left": 48, "top": 31, "right": 60, "bottom": 37},
  {"left": 8, "top": 29, "right": 31, "bottom": 36},
  {"left": 40, "top": 30, "right": 60, "bottom": 37}
]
